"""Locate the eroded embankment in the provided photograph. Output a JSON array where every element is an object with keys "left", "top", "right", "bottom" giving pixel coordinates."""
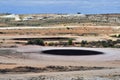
[{"left": 0, "top": 66, "right": 112, "bottom": 74}]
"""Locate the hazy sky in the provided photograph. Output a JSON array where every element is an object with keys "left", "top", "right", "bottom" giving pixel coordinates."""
[{"left": 0, "top": 0, "right": 120, "bottom": 14}]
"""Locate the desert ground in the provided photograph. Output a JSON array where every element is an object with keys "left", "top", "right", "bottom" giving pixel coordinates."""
[
  {"left": 0, "top": 26, "right": 119, "bottom": 46},
  {"left": 0, "top": 25, "right": 120, "bottom": 80},
  {"left": 0, "top": 45, "right": 120, "bottom": 80}
]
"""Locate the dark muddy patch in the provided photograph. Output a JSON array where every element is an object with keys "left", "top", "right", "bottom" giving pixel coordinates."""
[{"left": 42, "top": 49, "right": 104, "bottom": 56}]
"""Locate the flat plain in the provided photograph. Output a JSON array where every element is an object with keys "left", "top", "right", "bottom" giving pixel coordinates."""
[{"left": 0, "top": 14, "right": 120, "bottom": 80}]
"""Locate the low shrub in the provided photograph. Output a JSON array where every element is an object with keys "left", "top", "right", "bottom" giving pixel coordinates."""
[{"left": 27, "top": 39, "right": 44, "bottom": 46}]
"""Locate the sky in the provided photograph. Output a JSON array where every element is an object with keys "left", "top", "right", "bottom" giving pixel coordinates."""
[{"left": 0, "top": 0, "right": 120, "bottom": 14}]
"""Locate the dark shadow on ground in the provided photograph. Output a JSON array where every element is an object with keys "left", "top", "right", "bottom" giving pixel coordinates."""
[{"left": 42, "top": 49, "right": 104, "bottom": 56}]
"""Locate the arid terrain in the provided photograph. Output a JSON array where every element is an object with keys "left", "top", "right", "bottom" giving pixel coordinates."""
[
  {"left": 0, "top": 13, "right": 120, "bottom": 80},
  {"left": 0, "top": 46, "right": 120, "bottom": 80}
]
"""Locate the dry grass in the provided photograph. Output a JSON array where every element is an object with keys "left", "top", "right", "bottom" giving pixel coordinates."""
[{"left": 0, "top": 26, "right": 116, "bottom": 36}]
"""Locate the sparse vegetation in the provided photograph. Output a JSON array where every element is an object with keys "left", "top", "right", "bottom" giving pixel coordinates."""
[
  {"left": 27, "top": 39, "right": 44, "bottom": 46},
  {"left": 111, "top": 34, "right": 120, "bottom": 38},
  {"left": 81, "top": 40, "right": 88, "bottom": 47},
  {"left": 48, "top": 42, "right": 55, "bottom": 46},
  {"left": 26, "top": 38, "right": 120, "bottom": 48},
  {"left": 81, "top": 39, "right": 120, "bottom": 48},
  {"left": 0, "top": 13, "right": 120, "bottom": 80},
  {"left": 68, "top": 38, "right": 73, "bottom": 45},
  {"left": 0, "top": 13, "right": 120, "bottom": 27}
]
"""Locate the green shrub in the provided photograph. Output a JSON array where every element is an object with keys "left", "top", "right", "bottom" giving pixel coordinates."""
[
  {"left": 48, "top": 42, "right": 54, "bottom": 46},
  {"left": 81, "top": 40, "right": 87, "bottom": 47},
  {"left": 68, "top": 38, "right": 73, "bottom": 45},
  {"left": 27, "top": 39, "right": 44, "bottom": 46},
  {"left": 118, "top": 34, "right": 120, "bottom": 37}
]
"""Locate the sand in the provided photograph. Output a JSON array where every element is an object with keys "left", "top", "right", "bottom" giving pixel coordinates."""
[{"left": 0, "top": 45, "right": 120, "bottom": 80}]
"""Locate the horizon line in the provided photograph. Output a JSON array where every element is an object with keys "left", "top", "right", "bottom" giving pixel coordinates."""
[{"left": 0, "top": 12, "right": 120, "bottom": 15}]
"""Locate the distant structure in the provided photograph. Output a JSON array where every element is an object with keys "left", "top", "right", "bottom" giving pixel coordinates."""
[
  {"left": 64, "top": 14, "right": 86, "bottom": 17},
  {"left": 23, "top": 16, "right": 34, "bottom": 21},
  {"left": 0, "top": 14, "right": 21, "bottom": 21},
  {"left": 0, "top": 13, "right": 120, "bottom": 24}
]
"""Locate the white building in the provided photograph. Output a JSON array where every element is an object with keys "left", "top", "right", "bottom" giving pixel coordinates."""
[{"left": 0, "top": 14, "right": 21, "bottom": 21}]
